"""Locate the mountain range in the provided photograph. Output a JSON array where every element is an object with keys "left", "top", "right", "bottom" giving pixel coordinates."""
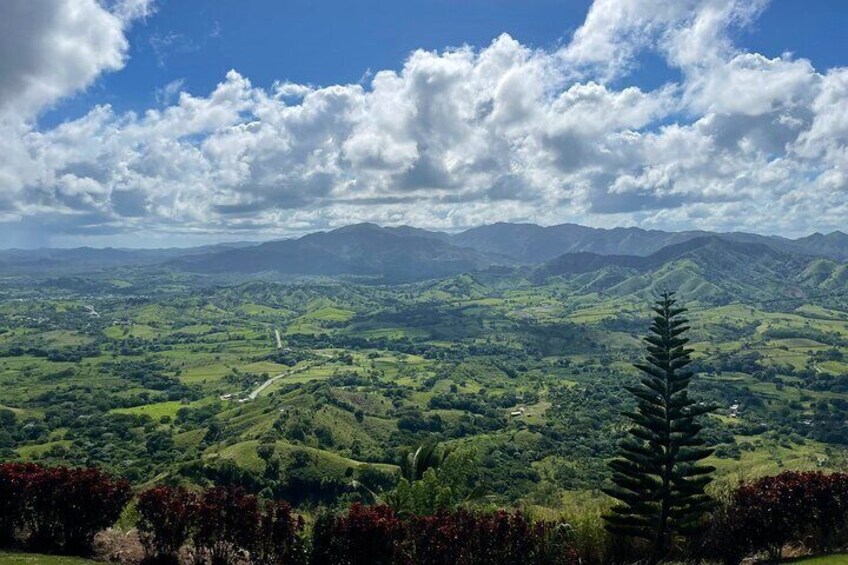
[{"left": 2, "top": 223, "right": 847, "bottom": 288}]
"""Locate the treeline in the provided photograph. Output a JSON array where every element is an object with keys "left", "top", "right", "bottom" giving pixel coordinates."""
[
  {"left": 283, "top": 332, "right": 530, "bottom": 361},
  {"left": 3, "top": 463, "right": 848, "bottom": 563},
  {"left": 0, "top": 343, "right": 101, "bottom": 362}
]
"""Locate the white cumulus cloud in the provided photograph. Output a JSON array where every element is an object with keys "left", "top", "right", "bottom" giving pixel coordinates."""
[{"left": 0, "top": 0, "right": 847, "bottom": 245}]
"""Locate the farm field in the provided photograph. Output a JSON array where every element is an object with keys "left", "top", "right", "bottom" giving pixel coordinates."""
[
  {"left": 0, "top": 553, "right": 99, "bottom": 564},
  {"left": 790, "top": 557, "right": 848, "bottom": 564},
  {"left": 1, "top": 259, "right": 847, "bottom": 510}
]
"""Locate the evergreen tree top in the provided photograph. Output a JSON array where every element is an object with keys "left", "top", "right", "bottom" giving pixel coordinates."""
[{"left": 603, "top": 291, "right": 716, "bottom": 564}]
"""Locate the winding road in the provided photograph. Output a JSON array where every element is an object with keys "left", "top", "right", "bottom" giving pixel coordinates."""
[{"left": 248, "top": 364, "right": 311, "bottom": 400}]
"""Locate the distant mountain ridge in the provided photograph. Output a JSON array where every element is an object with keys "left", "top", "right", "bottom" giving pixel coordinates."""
[
  {"left": 1, "top": 222, "right": 846, "bottom": 282},
  {"left": 0, "top": 242, "right": 254, "bottom": 274},
  {"left": 172, "top": 223, "right": 502, "bottom": 283},
  {"left": 449, "top": 222, "right": 848, "bottom": 262},
  {"left": 535, "top": 236, "right": 788, "bottom": 277},
  {"left": 171, "top": 223, "right": 848, "bottom": 284}
]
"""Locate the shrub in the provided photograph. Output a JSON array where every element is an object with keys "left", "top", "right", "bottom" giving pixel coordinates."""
[
  {"left": 310, "top": 503, "right": 406, "bottom": 565},
  {"left": 530, "top": 520, "right": 582, "bottom": 565},
  {"left": 193, "top": 486, "right": 259, "bottom": 565},
  {"left": 137, "top": 485, "right": 306, "bottom": 565},
  {"left": 25, "top": 466, "right": 132, "bottom": 555},
  {"left": 559, "top": 499, "right": 618, "bottom": 564},
  {"left": 734, "top": 472, "right": 812, "bottom": 559},
  {"left": 252, "top": 499, "right": 305, "bottom": 565},
  {"left": 717, "top": 471, "right": 848, "bottom": 562},
  {"left": 408, "top": 509, "right": 579, "bottom": 565},
  {"left": 310, "top": 505, "right": 579, "bottom": 565},
  {"left": 0, "top": 463, "right": 41, "bottom": 547},
  {"left": 411, "top": 509, "right": 528, "bottom": 565},
  {"left": 136, "top": 485, "right": 200, "bottom": 565},
  {"left": 806, "top": 472, "right": 848, "bottom": 551},
  {"left": 693, "top": 494, "right": 749, "bottom": 565}
]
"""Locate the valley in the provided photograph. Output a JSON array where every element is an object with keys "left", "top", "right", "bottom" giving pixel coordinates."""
[{"left": 1, "top": 223, "right": 847, "bottom": 511}]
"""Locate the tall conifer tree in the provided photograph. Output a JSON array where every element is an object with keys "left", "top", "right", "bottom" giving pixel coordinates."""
[{"left": 603, "top": 292, "right": 715, "bottom": 563}]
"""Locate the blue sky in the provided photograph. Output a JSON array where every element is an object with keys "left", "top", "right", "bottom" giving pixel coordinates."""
[
  {"left": 42, "top": 0, "right": 848, "bottom": 127},
  {"left": 42, "top": 0, "right": 594, "bottom": 127},
  {"left": 1, "top": 0, "right": 848, "bottom": 247}
]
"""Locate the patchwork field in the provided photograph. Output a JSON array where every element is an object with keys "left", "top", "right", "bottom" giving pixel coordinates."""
[{"left": 1, "top": 265, "right": 847, "bottom": 510}]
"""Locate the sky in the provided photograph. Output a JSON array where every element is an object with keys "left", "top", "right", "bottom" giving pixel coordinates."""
[{"left": 0, "top": 0, "right": 847, "bottom": 248}]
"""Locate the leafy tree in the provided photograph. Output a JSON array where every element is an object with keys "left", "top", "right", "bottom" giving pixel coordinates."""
[
  {"left": 252, "top": 499, "right": 305, "bottom": 565},
  {"left": 388, "top": 446, "right": 478, "bottom": 516},
  {"left": 0, "top": 463, "right": 38, "bottom": 546},
  {"left": 603, "top": 292, "right": 715, "bottom": 563},
  {"left": 412, "top": 509, "right": 580, "bottom": 565},
  {"left": 401, "top": 441, "right": 450, "bottom": 482}
]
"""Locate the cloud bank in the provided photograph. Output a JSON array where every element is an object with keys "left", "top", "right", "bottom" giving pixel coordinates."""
[{"left": 0, "top": 0, "right": 846, "bottom": 245}]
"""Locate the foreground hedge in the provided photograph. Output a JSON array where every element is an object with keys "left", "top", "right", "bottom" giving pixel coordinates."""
[
  {"left": 127, "top": 470, "right": 848, "bottom": 564},
  {"left": 0, "top": 462, "right": 132, "bottom": 555},
  {"left": 138, "top": 490, "right": 579, "bottom": 565},
  {"left": 6, "top": 463, "right": 848, "bottom": 564},
  {"left": 699, "top": 471, "right": 848, "bottom": 564},
  {"left": 137, "top": 485, "right": 304, "bottom": 564}
]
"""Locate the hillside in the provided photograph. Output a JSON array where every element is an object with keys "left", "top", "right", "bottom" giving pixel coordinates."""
[
  {"left": 3, "top": 224, "right": 847, "bottom": 282},
  {"left": 789, "top": 231, "right": 848, "bottom": 260},
  {"left": 172, "top": 223, "right": 505, "bottom": 282},
  {"left": 0, "top": 242, "right": 254, "bottom": 274},
  {"left": 450, "top": 222, "right": 710, "bottom": 262},
  {"left": 169, "top": 224, "right": 848, "bottom": 284},
  {"left": 534, "top": 237, "right": 844, "bottom": 303},
  {"left": 451, "top": 223, "right": 848, "bottom": 263}
]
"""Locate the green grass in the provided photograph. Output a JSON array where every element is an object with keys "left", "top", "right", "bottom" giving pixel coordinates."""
[
  {"left": 788, "top": 556, "right": 848, "bottom": 564},
  {"left": 707, "top": 439, "right": 833, "bottom": 487},
  {"left": 214, "top": 439, "right": 399, "bottom": 479},
  {"left": 0, "top": 552, "right": 100, "bottom": 564},
  {"left": 16, "top": 441, "right": 71, "bottom": 460},
  {"left": 178, "top": 363, "right": 236, "bottom": 385},
  {"left": 39, "top": 330, "right": 92, "bottom": 347},
  {"left": 172, "top": 324, "right": 214, "bottom": 335},
  {"left": 102, "top": 324, "right": 158, "bottom": 339},
  {"left": 302, "top": 306, "right": 355, "bottom": 322},
  {"left": 263, "top": 365, "right": 341, "bottom": 389},
  {"left": 239, "top": 303, "right": 292, "bottom": 316},
  {"left": 110, "top": 400, "right": 186, "bottom": 420},
  {"left": 173, "top": 428, "right": 206, "bottom": 450}
]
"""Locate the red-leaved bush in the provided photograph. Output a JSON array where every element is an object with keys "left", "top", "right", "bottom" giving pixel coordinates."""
[
  {"left": 3, "top": 464, "right": 132, "bottom": 555},
  {"left": 0, "top": 463, "right": 41, "bottom": 546},
  {"left": 252, "top": 499, "right": 305, "bottom": 565},
  {"left": 409, "top": 509, "right": 579, "bottom": 565},
  {"left": 311, "top": 503, "right": 406, "bottom": 565},
  {"left": 137, "top": 485, "right": 200, "bottom": 565},
  {"left": 310, "top": 505, "right": 579, "bottom": 565},
  {"left": 193, "top": 486, "right": 259, "bottom": 565},
  {"left": 706, "top": 471, "right": 848, "bottom": 562},
  {"left": 137, "top": 484, "right": 306, "bottom": 565}
]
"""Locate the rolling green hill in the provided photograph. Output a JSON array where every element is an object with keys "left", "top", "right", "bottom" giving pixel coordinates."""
[{"left": 0, "top": 226, "right": 846, "bottom": 514}]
